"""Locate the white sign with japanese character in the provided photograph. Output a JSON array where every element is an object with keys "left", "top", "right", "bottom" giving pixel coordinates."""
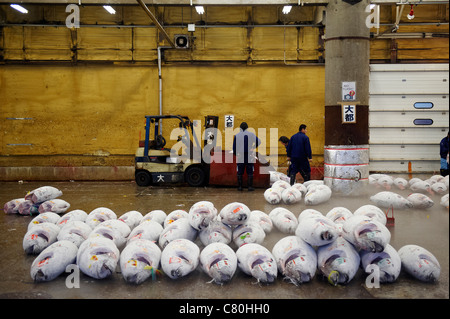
[
  {"left": 342, "top": 104, "right": 356, "bottom": 123},
  {"left": 225, "top": 115, "right": 234, "bottom": 128}
]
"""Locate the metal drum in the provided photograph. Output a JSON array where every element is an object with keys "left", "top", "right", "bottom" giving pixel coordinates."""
[{"left": 324, "top": 145, "right": 369, "bottom": 195}]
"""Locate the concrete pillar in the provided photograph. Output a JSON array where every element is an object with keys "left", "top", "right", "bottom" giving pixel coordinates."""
[{"left": 323, "top": 0, "right": 370, "bottom": 195}]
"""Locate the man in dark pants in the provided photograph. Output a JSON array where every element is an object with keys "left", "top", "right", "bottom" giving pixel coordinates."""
[
  {"left": 440, "top": 131, "right": 449, "bottom": 176},
  {"left": 287, "top": 124, "right": 312, "bottom": 185},
  {"left": 233, "top": 122, "right": 261, "bottom": 191}
]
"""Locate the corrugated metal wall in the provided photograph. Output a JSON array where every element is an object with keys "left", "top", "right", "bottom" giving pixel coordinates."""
[{"left": 369, "top": 64, "right": 450, "bottom": 173}]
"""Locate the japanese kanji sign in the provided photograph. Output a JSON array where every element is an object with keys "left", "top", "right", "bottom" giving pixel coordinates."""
[
  {"left": 225, "top": 115, "right": 234, "bottom": 128},
  {"left": 342, "top": 104, "right": 356, "bottom": 124}
]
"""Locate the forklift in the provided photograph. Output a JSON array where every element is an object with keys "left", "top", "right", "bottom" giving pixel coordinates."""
[{"left": 135, "top": 115, "right": 219, "bottom": 187}]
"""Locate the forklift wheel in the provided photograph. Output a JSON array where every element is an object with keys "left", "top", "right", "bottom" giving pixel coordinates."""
[
  {"left": 185, "top": 166, "right": 206, "bottom": 187},
  {"left": 135, "top": 170, "right": 152, "bottom": 186}
]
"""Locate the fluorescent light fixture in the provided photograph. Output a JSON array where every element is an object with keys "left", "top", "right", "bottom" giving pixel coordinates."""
[
  {"left": 282, "top": 6, "right": 292, "bottom": 14},
  {"left": 10, "top": 4, "right": 28, "bottom": 14},
  {"left": 103, "top": 5, "right": 116, "bottom": 15},
  {"left": 195, "top": 6, "right": 205, "bottom": 15}
]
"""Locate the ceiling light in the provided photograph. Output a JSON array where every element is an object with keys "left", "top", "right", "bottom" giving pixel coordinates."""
[
  {"left": 195, "top": 6, "right": 204, "bottom": 15},
  {"left": 10, "top": 4, "right": 28, "bottom": 14},
  {"left": 282, "top": 6, "right": 292, "bottom": 14},
  {"left": 407, "top": 5, "right": 414, "bottom": 20},
  {"left": 103, "top": 5, "right": 116, "bottom": 15}
]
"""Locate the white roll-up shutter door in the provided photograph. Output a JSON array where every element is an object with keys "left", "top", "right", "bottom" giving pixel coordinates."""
[{"left": 369, "top": 64, "right": 449, "bottom": 173}]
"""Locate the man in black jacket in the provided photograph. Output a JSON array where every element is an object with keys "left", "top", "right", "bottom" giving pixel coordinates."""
[
  {"left": 233, "top": 122, "right": 261, "bottom": 191},
  {"left": 287, "top": 124, "right": 312, "bottom": 185}
]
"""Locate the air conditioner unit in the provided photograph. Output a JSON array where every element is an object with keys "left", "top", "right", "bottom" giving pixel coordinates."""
[{"left": 174, "top": 34, "right": 189, "bottom": 49}]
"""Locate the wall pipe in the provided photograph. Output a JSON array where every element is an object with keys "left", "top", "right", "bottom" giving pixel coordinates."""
[{"left": 136, "top": 0, "right": 175, "bottom": 48}]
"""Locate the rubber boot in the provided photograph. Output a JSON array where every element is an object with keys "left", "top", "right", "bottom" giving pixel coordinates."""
[
  {"left": 290, "top": 174, "right": 296, "bottom": 186},
  {"left": 441, "top": 169, "right": 449, "bottom": 177},
  {"left": 237, "top": 175, "right": 243, "bottom": 191},
  {"left": 248, "top": 175, "right": 254, "bottom": 191}
]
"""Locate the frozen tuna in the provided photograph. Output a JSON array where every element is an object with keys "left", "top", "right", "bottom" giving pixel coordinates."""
[
  {"left": 25, "top": 186, "right": 62, "bottom": 204},
  {"left": 30, "top": 240, "right": 78, "bottom": 282},
  {"left": 159, "top": 218, "right": 197, "bottom": 249},
  {"left": 393, "top": 177, "right": 408, "bottom": 190},
  {"left": 431, "top": 182, "right": 447, "bottom": 195},
  {"left": 164, "top": 210, "right": 188, "bottom": 228},
  {"left": 141, "top": 210, "right": 166, "bottom": 225},
  {"left": 38, "top": 199, "right": 70, "bottom": 214},
  {"left": 398, "top": 244, "right": 440, "bottom": 282},
  {"left": 236, "top": 243, "right": 277, "bottom": 284},
  {"left": 3, "top": 198, "right": 26, "bottom": 214},
  {"left": 77, "top": 237, "right": 120, "bottom": 279},
  {"left": 127, "top": 220, "right": 163, "bottom": 244},
  {"left": 281, "top": 186, "right": 302, "bottom": 204},
  {"left": 264, "top": 188, "right": 282, "bottom": 205},
  {"left": 57, "top": 220, "right": 92, "bottom": 247},
  {"left": 28, "top": 212, "right": 60, "bottom": 231},
  {"left": 56, "top": 210, "right": 88, "bottom": 228},
  {"left": 304, "top": 184, "right": 332, "bottom": 206},
  {"left": 317, "top": 237, "right": 360, "bottom": 286},
  {"left": 219, "top": 202, "right": 251, "bottom": 226},
  {"left": 407, "top": 193, "right": 434, "bottom": 209},
  {"left": 269, "top": 207, "right": 298, "bottom": 234},
  {"left": 160, "top": 239, "right": 200, "bottom": 280},
  {"left": 370, "top": 191, "right": 413, "bottom": 209},
  {"left": 291, "top": 183, "right": 307, "bottom": 197},
  {"left": 271, "top": 180, "right": 291, "bottom": 192},
  {"left": 272, "top": 236, "right": 317, "bottom": 285},
  {"left": 89, "top": 220, "right": 131, "bottom": 249},
  {"left": 249, "top": 210, "right": 273, "bottom": 233},
  {"left": 118, "top": 210, "right": 143, "bottom": 230},
  {"left": 23, "top": 222, "right": 60, "bottom": 255},
  {"left": 200, "top": 243, "right": 237, "bottom": 284},
  {"left": 353, "top": 204, "right": 387, "bottom": 225},
  {"left": 410, "top": 181, "right": 433, "bottom": 195},
  {"left": 360, "top": 244, "right": 401, "bottom": 283},
  {"left": 188, "top": 201, "right": 218, "bottom": 231},
  {"left": 325, "top": 207, "right": 353, "bottom": 225},
  {"left": 232, "top": 221, "right": 265, "bottom": 247},
  {"left": 377, "top": 175, "right": 394, "bottom": 190},
  {"left": 198, "top": 218, "right": 232, "bottom": 246},
  {"left": 85, "top": 207, "right": 117, "bottom": 229},
  {"left": 298, "top": 209, "right": 323, "bottom": 223},
  {"left": 295, "top": 216, "right": 338, "bottom": 247},
  {"left": 341, "top": 215, "right": 391, "bottom": 252},
  {"left": 120, "top": 239, "right": 162, "bottom": 284},
  {"left": 18, "top": 200, "right": 40, "bottom": 215}
]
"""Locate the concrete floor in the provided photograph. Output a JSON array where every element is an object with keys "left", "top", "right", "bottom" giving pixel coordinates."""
[{"left": 0, "top": 176, "right": 448, "bottom": 300}]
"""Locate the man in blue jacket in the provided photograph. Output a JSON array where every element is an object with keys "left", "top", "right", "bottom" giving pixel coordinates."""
[
  {"left": 440, "top": 131, "right": 449, "bottom": 176},
  {"left": 233, "top": 122, "right": 261, "bottom": 191},
  {"left": 287, "top": 124, "right": 312, "bottom": 185}
]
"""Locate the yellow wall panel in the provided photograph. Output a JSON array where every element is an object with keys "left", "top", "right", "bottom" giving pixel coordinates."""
[
  {"left": 78, "top": 27, "right": 132, "bottom": 50},
  {"left": 0, "top": 64, "right": 325, "bottom": 167}
]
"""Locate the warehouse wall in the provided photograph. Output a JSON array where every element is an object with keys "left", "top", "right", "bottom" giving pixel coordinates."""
[{"left": 0, "top": 63, "right": 325, "bottom": 180}]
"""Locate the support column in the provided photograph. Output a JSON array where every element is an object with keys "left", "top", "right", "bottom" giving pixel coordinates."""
[{"left": 324, "top": 0, "right": 370, "bottom": 195}]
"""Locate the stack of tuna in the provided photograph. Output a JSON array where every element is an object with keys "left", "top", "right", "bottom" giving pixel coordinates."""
[
  {"left": 4, "top": 186, "right": 71, "bottom": 215},
  {"left": 369, "top": 174, "right": 449, "bottom": 210},
  {"left": 264, "top": 179, "right": 332, "bottom": 206},
  {"left": 9, "top": 186, "right": 441, "bottom": 287}
]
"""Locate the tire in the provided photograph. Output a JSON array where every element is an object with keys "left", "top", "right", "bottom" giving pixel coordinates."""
[
  {"left": 185, "top": 166, "right": 206, "bottom": 187},
  {"left": 135, "top": 170, "right": 152, "bottom": 186}
]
